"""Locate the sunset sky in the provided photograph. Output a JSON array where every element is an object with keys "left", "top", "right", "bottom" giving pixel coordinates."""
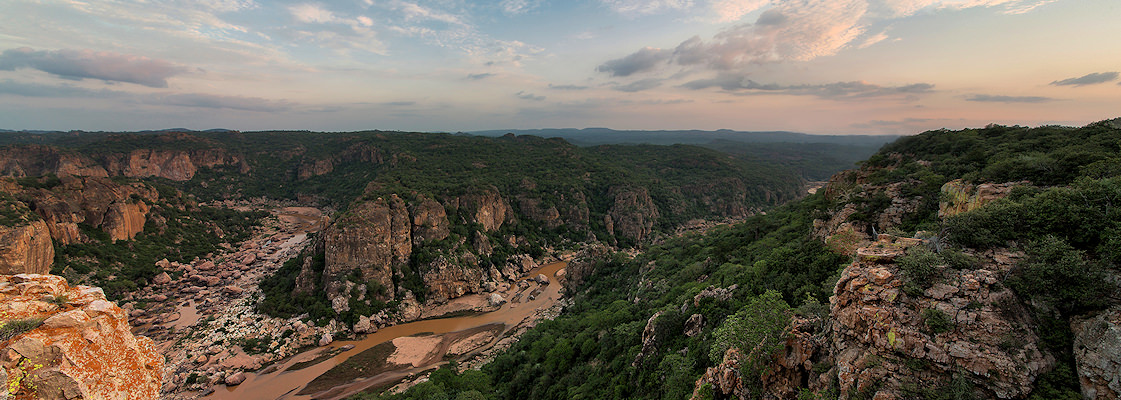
[{"left": 1, "top": 0, "right": 1118, "bottom": 134}]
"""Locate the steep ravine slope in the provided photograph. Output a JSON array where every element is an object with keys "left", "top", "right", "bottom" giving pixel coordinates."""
[{"left": 387, "top": 120, "right": 1121, "bottom": 400}]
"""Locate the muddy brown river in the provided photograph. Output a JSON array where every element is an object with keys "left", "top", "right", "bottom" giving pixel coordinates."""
[{"left": 207, "top": 261, "right": 567, "bottom": 399}]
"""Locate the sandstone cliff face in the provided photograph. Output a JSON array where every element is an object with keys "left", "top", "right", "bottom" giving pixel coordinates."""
[
  {"left": 0, "top": 138, "right": 244, "bottom": 182},
  {"left": 410, "top": 196, "right": 450, "bottom": 245},
  {"left": 517, "top": 196, "right": 562, "bottom": 229},
  {"left": 0, "top": 145, "right": 108, "bottom": 179},
  {"left": 825, "top": 236, "right": 1049, "bottom": 399},
  {"left": 0, "top": 274, "right": 162, "bottom": 399},
  {"left": 324, "top": 195, "right": 412, "bottom": 302},
  {"left": 682, "top": 177, "right": 759, "bottom": 218},
  {"left": 561, "top": 244, "right": 610, "bottom": 293},
  {"left": 298, "top": 143, "right": 383, "bottom": 180},
  {"left": 7, "top": 176, "right": 158, "bottom": 244},
  {"left": 453, "top": 188, "right": 512, "bottom": 232},
  {"left": 422, "top": 254, "right": 486, "bottom": 303},
  {"left": 605, "top": 186, "right": 659, "bottom": 243},
  {"left": 1071, "top": 305, "right": 1121, "bottom": 399},
  {"left": 0, "top": 221, "right": 53, "bottom": 275},
  {"left": 812, "top": 164, "right": 927, "bottom": 253}
]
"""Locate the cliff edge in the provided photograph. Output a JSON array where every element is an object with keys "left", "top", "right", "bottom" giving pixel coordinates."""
[{"left": 1, "top": 274, "right": 162, "bottom": 400}]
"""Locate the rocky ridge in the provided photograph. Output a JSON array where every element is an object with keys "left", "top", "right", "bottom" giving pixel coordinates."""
[{"left": 0, "top": 143, "right": 244, "bottom": 182}]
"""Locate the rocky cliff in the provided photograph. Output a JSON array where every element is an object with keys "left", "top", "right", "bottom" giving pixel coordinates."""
[
  {"left": 449, "top": 187, "right": 513, "bottom": 232},
  {"left": 1, "top": 176, "right": 158, "bottom": 244},
  {"left": 0, "top": 221, "right": 53, "bottom": 276},
  {"left": 0, "top": 274, "right": 162, "bottom": 399},
  {"left": 324, "top": 195, "right": 412, "bottom": 306},
  {"left": 1071, "top": 305, "right": 1121, "bottom": 399},
  {"left": 605, "top": 186, "right": 659, "bottom": 243},
  {"left": 0, "top": 142, "right": 244, "bottom": 182}
]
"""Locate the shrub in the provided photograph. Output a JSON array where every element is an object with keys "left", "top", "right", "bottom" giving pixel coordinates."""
[
  {"left": 710, "top": 290, "right": 791, "bottom": 383},
  {"left": 1008, "top": 235, "right": 1112, "bottom": 316},
  {"left": 923, "top": 308, "right": 953, "bottom": 334},
  {"left": 898, "top": 247, "right": 942, "bottom": 289},
  {"left": 0, "top": 318, "right": 43, "bottom": 342}
]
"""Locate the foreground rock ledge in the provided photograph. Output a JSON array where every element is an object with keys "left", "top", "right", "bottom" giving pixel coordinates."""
[{"left": 0, "top": 274, "right": 162, "bottom": 400}]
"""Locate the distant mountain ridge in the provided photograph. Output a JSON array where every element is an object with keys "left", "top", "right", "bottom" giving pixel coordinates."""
[{"left": 469, "top": 128, "right": 898, "bottom": 147}]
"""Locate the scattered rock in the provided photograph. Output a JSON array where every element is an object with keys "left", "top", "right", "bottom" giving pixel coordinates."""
[
  {"left": 684, "top": 314, "right": 704, "bottom": 337},
  {"left": 152, "top": 272, "right": 172, "bottom": 285},
  {"left": 488, "top": 293, "right": 507, "bottom": 307},
  {"left": 225, "top": 372, "right": 246, "bottom": 386},
  {"left": 319, "top": 333, "right": 333, "bottom": 347}
]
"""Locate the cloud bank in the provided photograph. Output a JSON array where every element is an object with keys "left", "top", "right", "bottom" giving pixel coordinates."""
[
  {"left": 0, "top": 47, "right": 188, "bottom": 88},
  {"left": 1050, "top": 72, "right": 1119, "bottom": 86},
  {"left": 599, "top": 0, "right": 1059, "bottom": 74}
]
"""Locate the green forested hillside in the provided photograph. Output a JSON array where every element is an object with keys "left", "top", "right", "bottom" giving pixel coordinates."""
[{"left": 371, "top": 120, "right": 1121, "bottom": 400}]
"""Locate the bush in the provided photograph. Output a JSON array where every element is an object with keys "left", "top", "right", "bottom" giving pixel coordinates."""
[
  {"left": 898, "top": 247, "right": 942, "bottom": 289},
  {"left": 923, "top": 308, "right": 953, "bottom": 334},
  {"left": 1008, "top": 235, "right": 1112, "bottom": 316},
  {"left": 0, "top": 318, "right": 43, "bottom": 342},
  {"left": 710, "top": 291, "right": 791, "bottom": 382}
]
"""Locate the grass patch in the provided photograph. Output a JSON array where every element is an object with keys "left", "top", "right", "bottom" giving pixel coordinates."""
[{"left": 0, "top": 318, "right": 44, "bottom": 342}]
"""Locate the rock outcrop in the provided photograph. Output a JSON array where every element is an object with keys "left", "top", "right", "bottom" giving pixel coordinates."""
[
  {"left": 452, "top": 188, "right": 512, "bottom": 232},
  {"left": 939, "top": 179, "right": 1022, "bottom": 218},
  {"left": 422, "top": 255, "right": 486, "bottom": 303},
  {"left": 561, "top": 244, "right": 610, "bottom": 293},
  {"left": 0, "top": 145, "right": 108, "bottom": 179},
  {"left": 409, "top": 196, "right": 450, "bottom": 244},
  {"left": 0, "top": 220, "right": 54, "bottom": 275},
  {"left": 763, "top": 236, "right": 1049, "bottom": 399},
  {"left": 324, "top": 195, "right": 412, "bottom": 302},
  {"left": 0, "top": 274, "right": 162, "bottom": 399},
  {"left": 0, "top": 139, "right": 244, "bottom": 182},
  {"left": 3, "top": 176, "right": 158, "bottom": 244},
  {"left": 604, "top": 186, "right": 659, "bottom": 243},
  {"left": 1072, "top": 305, "right": 1121, "bottom": 399}
]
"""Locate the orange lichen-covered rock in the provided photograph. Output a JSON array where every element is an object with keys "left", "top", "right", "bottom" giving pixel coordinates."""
[{"left": 0, "top": 274, "right": 162, "bottom": 400}]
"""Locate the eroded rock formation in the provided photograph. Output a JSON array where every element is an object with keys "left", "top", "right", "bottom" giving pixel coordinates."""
[
  {"left": 324, "top": 195, "right": 412, "bottom": 302},
  {"left": 3, "top": 176, "right": 157, "bottom": 244},
  {"left": 0, "top": 220, "right": 53, "bottom": 275},
  {"left": 605, "top": 186, "right": 659, "bottom": 243},
  {"left": 0, "top": 142, "right": 244, "bottom": 182}
]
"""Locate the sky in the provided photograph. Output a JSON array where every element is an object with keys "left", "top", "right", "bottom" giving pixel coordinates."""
[{"left": 0, "top": 0, "right": 1118, "bottom": 135}]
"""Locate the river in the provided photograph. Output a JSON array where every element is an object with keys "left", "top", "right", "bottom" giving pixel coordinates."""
[{"left": 207, "top": 260, "right": 567, "bottom": 399}]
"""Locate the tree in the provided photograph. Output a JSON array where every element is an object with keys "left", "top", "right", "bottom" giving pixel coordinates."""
[{"left": 709, "top": 290, "right": 791, "bottom": 384}]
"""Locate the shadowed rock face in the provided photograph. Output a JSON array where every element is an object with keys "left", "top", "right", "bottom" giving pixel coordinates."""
[
  {"left": 1072, "top": 305, "right": 1121, "bottom": 399},
  {"left": 452, "top": 188, "right": 512, "bottom": 232},
  {"left": 0, "top": 220, "right": 53, "bottom": 275},
  {"left": 0, "top": 144, "right": 244, "bottom": 182},
  {"left": 4, "top": 176, "right": 158, "bottom": 245},
  {"left": 0, "top": 274, "right": 162, "bottom": 399},
  {"left": 604, "top": 186, "right": 659, "bottom": 243},
  {"left": 410, "top": 196, "right": 450, "bottom": 245}
]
